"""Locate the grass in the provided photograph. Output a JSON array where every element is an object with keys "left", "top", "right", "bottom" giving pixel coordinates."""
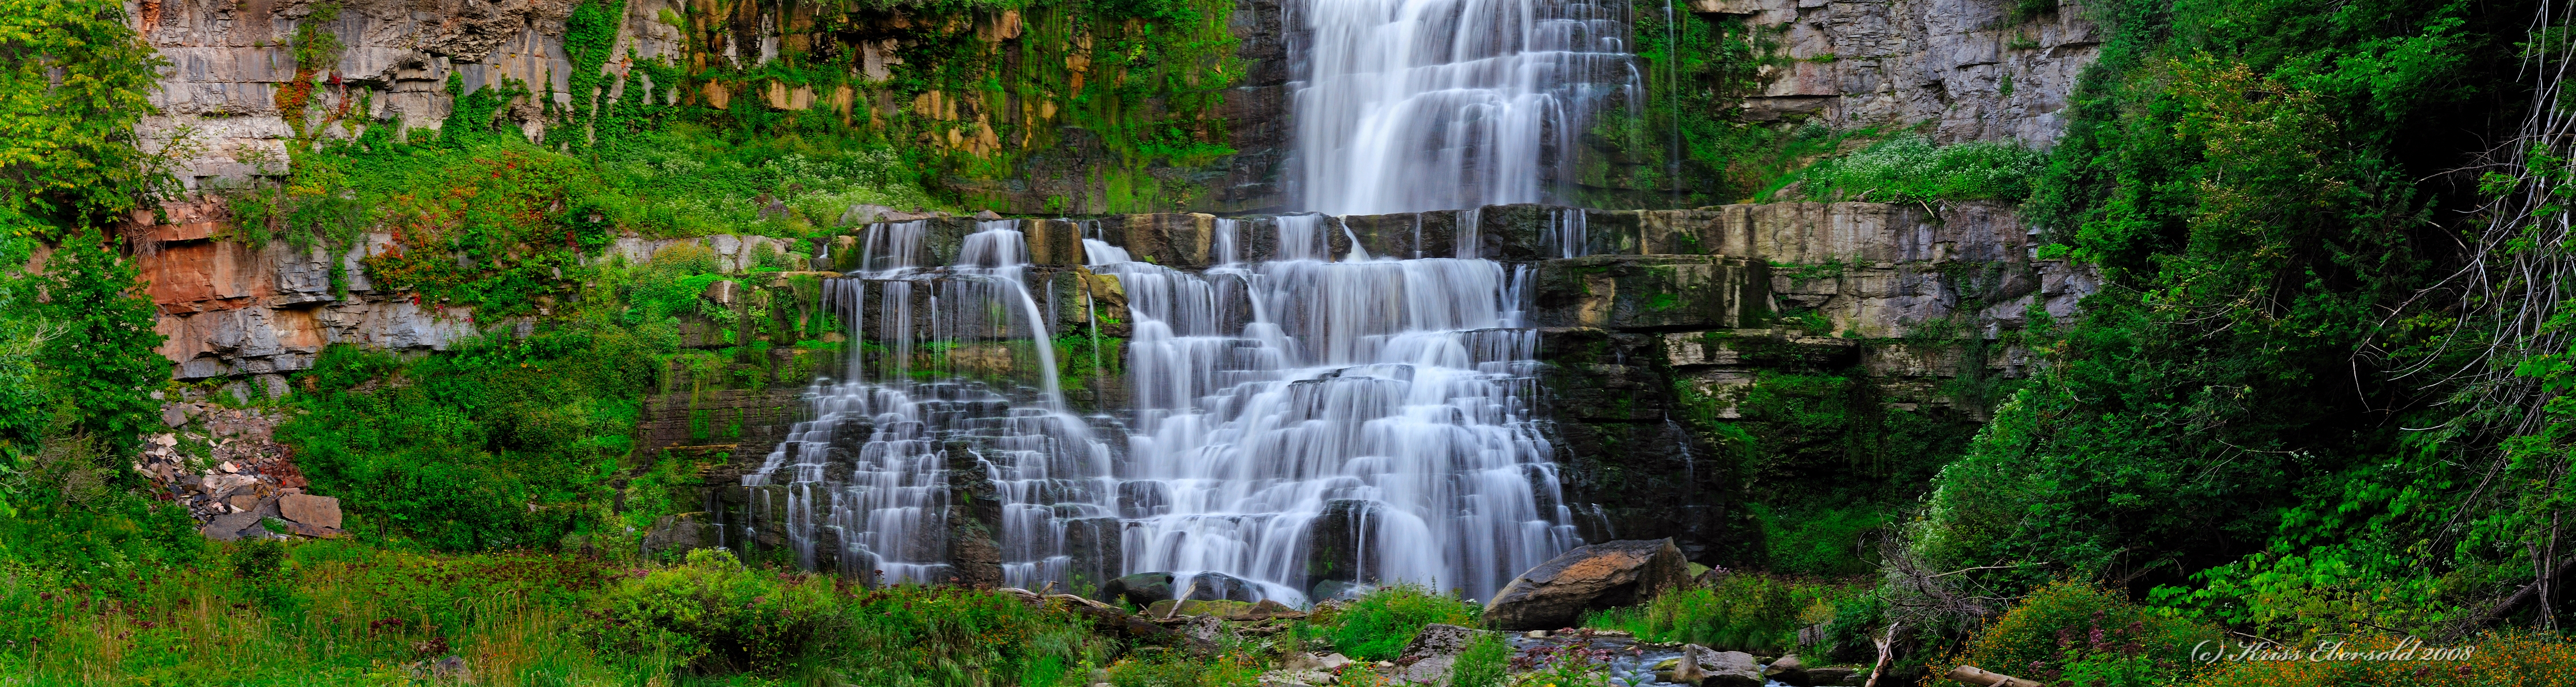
[
  {"left": 1582, "top": 573, "right": 1867, "bottom": 654},
  {"left": 0, "top": 539, "right": 1115, "bottom": 686},
  {"left": 1309, "top": 583, "right": 1483, "bottom": 661}
]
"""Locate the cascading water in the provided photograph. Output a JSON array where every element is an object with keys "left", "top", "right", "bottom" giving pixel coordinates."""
[
  {"left": 1080, "top": 218, "right": 1578, "bottom": 603},
  {"left": 1291, "top": 0, "right": 1638, "bottom": 214},
  {"left": 742, "top": 0, "right": 1621, "bottom": 606},
  {"left": 744, "top": 220, "right": 1115, "bottom": 587}
]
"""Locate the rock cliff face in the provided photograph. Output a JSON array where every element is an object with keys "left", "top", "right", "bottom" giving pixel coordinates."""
[{"left": 1702, "top": 0, "right": 2101, "bottom": 144}]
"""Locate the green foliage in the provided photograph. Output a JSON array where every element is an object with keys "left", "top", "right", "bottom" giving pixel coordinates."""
[
  {"left": 580, "top": 548, "right": 843, "bottom": 674},
  {"left": 1446, "top": 631, "right": 1512, "bottom": 687},
  {"left": 583, "top": 548, "right": 1104, "bottom": 682},
  {"left": 1317, "top": 583, "right": 1481, "bottom": 661},
  {"left": 1776, "top": 135, "right": 2046, "bottom": 204},
  {"left": 0, "top": 0, "right": 177, "bottom": 225},
  {"left": 1577, "top": 7, "right": 1773, "bottom": 206},
  {"left": 1583, "top": 574, "right": 1858, "bottom": 654},
  {"left": 278, "top": 321, "right": 670, "bottom": 551},
  {"left": 1107, "top": 647, "right": 1261, "bottom": 687},
  {"left": 1933, "top": 583, "right": 2215, "bottom": 687},
  {"left": 1906, "top": 0, "right": 2517, "bottom": 615},
  {"left": 35, "top": 227, "right": 168, "bottom": 443}
]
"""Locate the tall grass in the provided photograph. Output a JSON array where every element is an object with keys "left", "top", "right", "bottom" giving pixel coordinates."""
[
  {"left": 0, "top": 540, "right": 1112, "bottom": 686},
  {"left": 1582, "top": 573, "right": 1865, "bottom": 654},
  {"left": 1309, "top": 583, "right": 1483, "bottom": 661}
]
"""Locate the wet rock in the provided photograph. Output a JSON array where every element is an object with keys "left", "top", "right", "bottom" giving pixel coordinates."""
[
  {"left": 1481, "top": 538, "right": 1692, "bottom": 630},
  {"left": 280, "top": 493, "right": 341, "bottom": 528},
  {"left": 975, "top": 210, "right": 1005, "bottom": 220},
  {"left": 1305, "top": 498, "right": 1377, "bottom": 586},
  {"left": 1180, "top": 571, "right": 1259, "bottom": 602},
  {"left": 1103, "top": 571, "right": 1176, "bottom": 606}
]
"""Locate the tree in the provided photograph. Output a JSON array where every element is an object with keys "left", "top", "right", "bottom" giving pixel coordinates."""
[
  {"left": 38, "top": 226, "right": 167, "bottom": 445},
  {"left": 0, "top": 0, "right": 174, "bottom": 227}
]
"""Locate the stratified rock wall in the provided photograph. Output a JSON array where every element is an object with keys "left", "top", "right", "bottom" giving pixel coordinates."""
[{"left": 1703, "top": 0, "right": 2101, "bottom": 144}]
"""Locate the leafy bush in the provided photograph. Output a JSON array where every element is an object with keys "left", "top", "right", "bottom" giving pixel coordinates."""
[
  {"left": 1776, "top": 135, "right": 2045, "bottom": 204},
  {"left": 581, "top": 549, "right": 841, "bottom": 675},
  {"left": 1316, "top": 583, "right": 1480, "bottom": 661},
  {"left": 1932, "top": 582, "right": 2214, "bottom": 687},
  {"left": 1584, "top": 573, "right": 1862, "bottom": 654}
]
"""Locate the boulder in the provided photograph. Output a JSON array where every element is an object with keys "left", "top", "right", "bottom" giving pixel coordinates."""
[
  {"left": 1102, "top": 572, "right": 1176, "bottom": 607},
  {"left": 280, "top": 493, "right": 341, "bottom": 528},
  {"left": 1395, "top": 623, "right": 1495, "bottom": 684},
  {"left": 1480, "top": 538, "right": 1692, "bottom": 630},
  {"left": 1767, "top": 654, "right": 1809, "bottom": 685},
  {"left": 1180, "top": 571, "right": 1259, "bottom": 602},
  {"left": 1698, "top": 650, "right": 1764, "bottom": 687},
  {"left": 200, "top": 510, "right": 264, "bottom": 542}
]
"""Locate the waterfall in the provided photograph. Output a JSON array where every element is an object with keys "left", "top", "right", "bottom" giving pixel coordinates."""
[
  {"left": 741, "top": 0, "right": 1625, "bottom": 604},
  {"left": 1291, "top": 0, "right": 1637, "bottom": 214},
  {"left": 1091, "top": 221, "right": 1577, "bottom": 604},
  {"left": 744, "top": 220, "right": 1115, "bottom": 587}
]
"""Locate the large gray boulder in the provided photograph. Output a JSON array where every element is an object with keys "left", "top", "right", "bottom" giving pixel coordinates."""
[{"left": 1480, "top": 538, "right": 1692, "bottom": 630}]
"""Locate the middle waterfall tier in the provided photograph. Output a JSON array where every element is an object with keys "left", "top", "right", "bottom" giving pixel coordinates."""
[{"left": 744, "top": 212, "right": 1593, "bottom": 605}]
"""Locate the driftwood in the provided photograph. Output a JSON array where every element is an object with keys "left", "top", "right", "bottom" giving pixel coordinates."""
[
  {"left": 1862, "top": 623, "right": 1897, "bottom": 687},
  {"left": 1943, "top": 665, "right": 2049, "bottom": 687}
]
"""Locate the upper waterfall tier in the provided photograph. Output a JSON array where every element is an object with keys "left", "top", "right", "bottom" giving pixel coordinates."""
[{"left": 1291, "top": 0, "right": 1638, "bottom": 214}]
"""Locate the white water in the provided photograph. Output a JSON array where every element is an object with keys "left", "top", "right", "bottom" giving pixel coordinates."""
[
  {"left": 1293, "top": 0, "right": 1638, "bottom": 214},
  {"left": 1086, "top": 219, "right": 1577, "bottom": 603},
  {"left": 744, "top": 220, "right": 1115, "bottom": 587},
  {"left": 741, "top": 0, "right": 1629, "bottom": 602}
]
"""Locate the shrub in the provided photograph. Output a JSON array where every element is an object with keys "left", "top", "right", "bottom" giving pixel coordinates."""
[
  {"left": 580, "top": 548, "right": 840, "bottom": 675},
  {"left": 1931, "top": 582, "right": 2215, "bottom": 687},
  {"left": 1585, "top": 573, "right": 1862, "bottom": 654},
  {"left": 1319, "top": 583, "right": 1481, "bottom": 661},
  {"left": 1778, "top": 135, "right": 2044, "bottom": 204}
]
